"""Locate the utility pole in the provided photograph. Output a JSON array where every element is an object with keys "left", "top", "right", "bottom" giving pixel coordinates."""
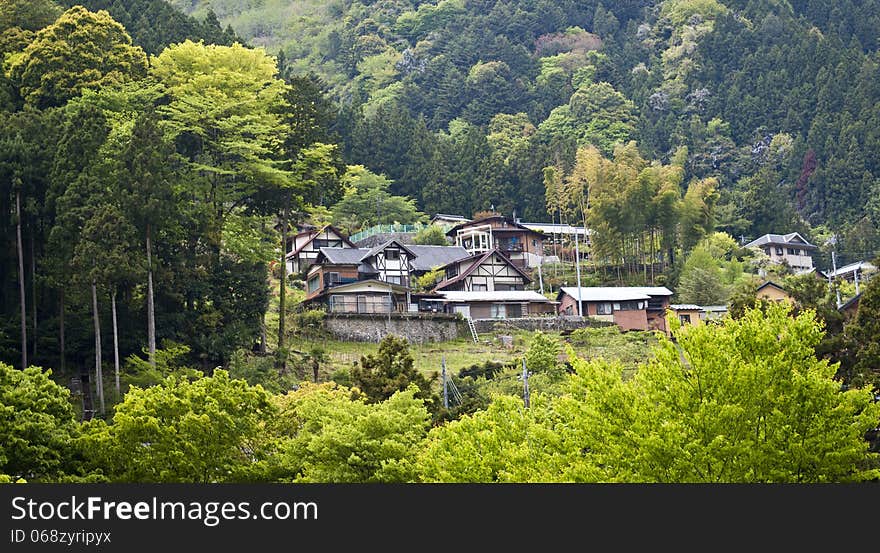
[
  {"left": 832, "top": 250, "right": 841, "bottom": 308},
  {"left": 574, "top": 232, "right": 583, "bottom": 317},
  {"left": 537, "top": 259, "right": 544, "bottom": 295},
  {"left": 522, "top": 358, "right": 530, "bottom": 409},
  {"left": 854, "top": 267, "right": 860, "bottom": 296},
  {"left": 442, "top": 355, "right": 448, "bottom": 409}
]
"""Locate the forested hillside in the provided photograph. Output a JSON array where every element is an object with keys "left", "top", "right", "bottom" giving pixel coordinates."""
[{"left": 166, "top": 0, "right": 880, "bottom": 261}]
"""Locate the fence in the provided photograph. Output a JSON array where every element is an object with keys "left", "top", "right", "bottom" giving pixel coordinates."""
[{"left": 348, "top": 223, "right": 429, "bottom": 243}]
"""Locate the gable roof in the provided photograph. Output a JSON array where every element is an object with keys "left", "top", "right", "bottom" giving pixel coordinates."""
[
  {"left": 362, "top": 239, "right": 416, "bottom": 261},
  {"left": 839, "top": 293, "right": 862, "bottom": 313},
  {"left": 756, "top": 280, "right": 787, "bottom": 293},
  {"left": 557, "top": 287, "right": 652, "bottom": 302},
  {"left": 744, "top": 232, "right": 817, "bottom": 250},
  {"left": 445, "top": 215, "right": 549, "bottom": 238},
  {"left": 316, "top": 247, "right": 370, "bottom": 265},
  {"left": 407, "top": 245, "right": 470, "bottom": 271},
  {"left": 433, "top": 248, "right": 532, "bottom": 291},
  {"left": 436, "top": 290, "right": 551, "bottom": 303},
  {"left": 286, "top": 225, "right": 356, "bottom": 259},
  {"left": 312, "top": 278, "right": 410, "bottom": 297},
  {"left": 828, "top": 260, "right": 876, "bottom": 278}
]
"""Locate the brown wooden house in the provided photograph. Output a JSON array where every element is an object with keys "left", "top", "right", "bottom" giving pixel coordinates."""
[{"left": 446, "top": 215, "right": 547, "bottom": 269}]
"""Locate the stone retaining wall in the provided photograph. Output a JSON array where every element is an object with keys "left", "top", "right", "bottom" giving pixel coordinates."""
[
  {"left": 472, "top": 316, "right": 614, "bottom": 334},
  {"left": 324, "top": 313, "right": 466, "bottom": 344}
]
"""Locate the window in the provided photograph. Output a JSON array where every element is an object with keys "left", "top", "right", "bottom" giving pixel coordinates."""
[
  {"left": 787, "top": 248, "right": 800, "bottom": 255},
  {"left": 327, "top": 272, "right": 340, "bottom": 284},
  {"left": 679, "top": 314, "right": 692, "bottom": 325},
  {"left": 775, "top": 247, "right": 784, "bottom": 255},
  {"left": 473, "top": 283, "right": 488, "bottom": 291},
  {"left": 386, "top": 275, "right": 402, "bottom": 285},
  {"left": 307, "top": 276, "right": 320, "bottom": 294},
  {"left": 446, "top": 265, "right": 459, "bottom": 279},
  {"left": 495, "top": 283, "right": 524, "bottom": 291},
  {"left": 385, "top": 249, "right": 400, "bottom": 260},
  {"left": 597, "top": 302, "right": 612, "bottom": 315},
  {"left": 329, "top": 295, "right": 344, "bottom": 312},
  {"left": 491, "top": 304, "right": 506, "bottom": 318}
]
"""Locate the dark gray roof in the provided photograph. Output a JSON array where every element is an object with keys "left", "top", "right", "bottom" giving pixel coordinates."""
[
  {"left": 407, "top": 245, "right": 470, "bottom": 271},
  {"left": 744, "top": 232, "right": 817, "bottom": 249},
  {"left": 319, "top": 247, "right": 369, "bottom": 264},
  {"left": 362, "top": 239, "right": 415, "bottom": 261}
]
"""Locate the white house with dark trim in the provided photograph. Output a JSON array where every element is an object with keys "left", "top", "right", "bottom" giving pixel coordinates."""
[{"left": 744, "top": 232, "right": 817, "bottom": 274}]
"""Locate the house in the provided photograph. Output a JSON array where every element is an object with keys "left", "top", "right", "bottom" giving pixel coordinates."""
[
  {"left": 433, "top": 290, "right": 554, "bottom": 319},
  {"left": 756, "top": 281, "right": 792, "bottom": 303},
  {"left": 429, "top": 248, "right": 553, "bottom": 318},
  {"left": 744, "top": 232, "right": 817, "bottom": 274},
  {"left": 827, "top": 261, "right": 876, "bottom": 291},
  {"left": 285, "top": 225, "right": 355, "bottom": 275},
  {"left": 430, "top": 214, "right": 471, "bottom": 227},
  {"left": 700, "top": 305, "right": 729, "bottom": 322},
  {"left": 556, "top": 287, "right": 674, "bottom": 332},
  {"left": 670, "top": 304, "right": 703, "bottom": 326},
  {"left": 314, "top": 279, "right": 411, "bottom": 314},
  {"left": 434, "top": 249, "right": 531, "bottom": 293},
  {"left": 446, "top": 215, "right": 547, "bottom": 269}
]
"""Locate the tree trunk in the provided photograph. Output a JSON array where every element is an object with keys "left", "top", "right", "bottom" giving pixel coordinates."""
[
  {"left": 16, "top": 190, "right": 27, "bottom": 370},
  {"left": 59, "top": 288, "right": 65, "bottom": 372},
  {"left": 277, "top": 200, "right": 288, "bottom": 374},
  {"left": 30, "top": 225, "right": 37, "bottom": 359},
  {"left": 91, "top": 280, "right": 104, "bottom": 417},
  {"left": 111, "top": 289, "right": 120, "bottom": 403},
  {"left": 146, "top": 224, "right": 156, "bottom": 367},
  {"left": 80, "top": 364, "right": 93, "bottom": 421}
]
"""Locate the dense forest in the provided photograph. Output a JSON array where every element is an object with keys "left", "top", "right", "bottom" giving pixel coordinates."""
[
  {"left": 162, "top": 0, "right": 880, "bottom": 259},
  {"left": 1, "top": 0, "right": 880, "bottom": 484}
]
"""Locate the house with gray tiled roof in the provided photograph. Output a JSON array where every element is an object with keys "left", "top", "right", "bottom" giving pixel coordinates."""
[{"left": 744, "top": 232, "right": 817, "bottom": 274}]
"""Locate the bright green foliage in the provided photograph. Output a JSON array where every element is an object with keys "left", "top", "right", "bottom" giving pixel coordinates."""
[
  {"left": 351, "top": 335, "right": 438, "bottom": 412},
  {"left": 417, "top": 395, "right": 567, "bottom": 482},
  {"left": 81, "top": 370, "right": 275, "bottom": 482},
  {"left": 330, "top": 165, "right": 425, "bottom": 230},
  {"left": 412, "top": 267, "right": 444, "bottom": 292},
  {"left": 151, "top": 40, "right": 290, "bottom": 232},
  {"left": 557, "top": 302, "right": 880, "bottom": 482},
  {"left": 8, "top": 6, "right": 148, "bottom": 108},
  {"left": 677, "top": 232, "right": 744, "bottom": 305},
  {"left": 270, "top": 383, "right": 431, "bottom": 482},
  {"left": 416, "top": 304, "right": 879, "bottom": 482},
  {"left": 0, "top": 362, "right": 78, "bottom": 481},
  {"left": 413, "top": 225, "right": 449, "bottom": 245},
  {"left": 538, "top": 82, "right": 637, "bottom": 155},
  {"left": 524, "top": 331, "right": 563, "bottom": 377}
]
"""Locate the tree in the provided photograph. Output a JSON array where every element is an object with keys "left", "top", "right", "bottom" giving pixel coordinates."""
[
  {"left": 0, "top": 0, "right": 63, "bottom": 33},
  {"left": 0, "top": 362, "right": 78, "bottom": 481},
  {"left": 416, "top": 395, "right": 564, "bottom": 482},
  {"left": 350, "top": 335, "right": 437, "bottom": 412},
  {"left": 838, "top": 271, "right": 880, "bottom": 391},
  {"left": 80, "top": 370, "right": 275, "bottom": 482},
  {"left": 417, "top": 303, "right": 880, "bottom": 482},
  {"left": 270, "top": 383, "right": 430, "bottom": 482},
  {"left": 117, "top": 109, "right": 176, "bottom": 368},
  {"left": 524, "top": 331, "right": 564, "bottom": 378},
  {"left": 330, "top": 165, "right": 425, "bottom": 230},
  {"left": 73, "top": 205, "right": 139, "bottom": 405},
  {"left": 8, "top": 6, "right": 148, "bottom": 108},
  {"left": 554, "top": 302, "right": 880, "bottom": 482},
  {"left": 413, "top": 225, "right": 449, "bottom": 245}
]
